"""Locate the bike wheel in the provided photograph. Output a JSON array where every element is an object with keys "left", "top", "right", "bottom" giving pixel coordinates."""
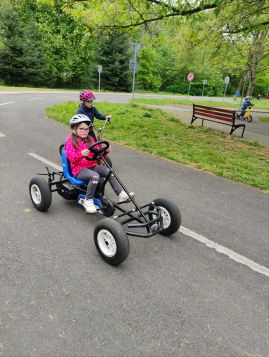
[
  {"left": 246, "top": 115, "right": 253, "bottom": 122},
  {"left": 235, "top": 113, "right": 241, "bottom": 120}
]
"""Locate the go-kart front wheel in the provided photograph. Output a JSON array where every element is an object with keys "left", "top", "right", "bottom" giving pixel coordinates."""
[
  {"left": 29, "top": 177, "right": 52, "bottom": 211},
  {"left": 153, "top": 198, "right": 181, "bottom": 236},
  {"left": 94, "top": 218, "right": 129, "bottom": 266}
]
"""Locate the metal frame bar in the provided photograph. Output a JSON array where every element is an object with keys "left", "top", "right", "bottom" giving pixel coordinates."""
[{"left": 35, "top": 163, "right": 164, "bottom": 239}]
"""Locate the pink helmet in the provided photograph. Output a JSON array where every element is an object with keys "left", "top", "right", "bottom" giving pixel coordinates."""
[{"left": 80, "top": 90, "right": 96, "bottom": 102}]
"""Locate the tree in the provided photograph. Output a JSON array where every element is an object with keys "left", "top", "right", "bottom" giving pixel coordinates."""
[
  {"left": 245, "top": 30, "right": 269, "bottom": 95},
  {"left": 137, "top": 45, "right": 161, "bottom": 91},
  {"left": 27, "top": 0, "right": 97, "bottom": 87},
  {"left": 0, "top": 3, "right": 47, "bottom": 85},
  {"left": 66, "top": 0, "right": 269, "bottom": 33},
  {"left": 97, "top": 32, "right": 132, "bottom": 91}
]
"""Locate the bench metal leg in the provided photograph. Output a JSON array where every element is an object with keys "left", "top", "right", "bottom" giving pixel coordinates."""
[
  {"left": 230, "top": 124, "right": 245, "bottom": 138},
  {"left": 191, "top": 115, "right": 197, "bottom": 124}
]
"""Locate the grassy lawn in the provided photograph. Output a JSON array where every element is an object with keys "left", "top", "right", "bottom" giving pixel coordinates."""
[
  {"left": 133, "top": 98, "right": 269, "bottom": 111},
  {"left": 46, "top": 102, "right": 269, "bottom": 191},
  {"left": 260, "top": 117, "right": 269, "bottom": 124}
]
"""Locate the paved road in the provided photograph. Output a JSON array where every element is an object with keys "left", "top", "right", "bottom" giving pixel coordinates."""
[{"left": 0, "top": 91, "right": 269, "bottom": 357}]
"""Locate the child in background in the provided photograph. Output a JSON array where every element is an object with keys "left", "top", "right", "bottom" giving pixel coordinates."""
[{"left": 78, "top": 90, "right": 112, "bottom": 140}]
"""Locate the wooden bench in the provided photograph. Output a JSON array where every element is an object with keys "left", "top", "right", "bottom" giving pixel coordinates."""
[{"left": 191, "top": 104, "right": 245, "bottom": 138}]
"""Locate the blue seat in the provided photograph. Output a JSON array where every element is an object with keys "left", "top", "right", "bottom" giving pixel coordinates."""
[{"left": 61, "top": 148, "right": 88, "bottom": 186}]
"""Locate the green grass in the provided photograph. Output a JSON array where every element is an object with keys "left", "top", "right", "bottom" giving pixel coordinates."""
[
  {"left": 46, "top": 101, "right": 269, "bottom": 191},
  {"left": 260, "top": 117, "right": 269, "bottom": 124},
  {"left": 132, "top": 98, "right": 269, "bottom": 111}
]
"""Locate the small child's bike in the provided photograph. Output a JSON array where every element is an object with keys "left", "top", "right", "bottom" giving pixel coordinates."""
[
  {"left": 29, "top": 141, "right": 182, "bottom": 266},
  {"left": 235, "top": 106, "right": 253, "bottom": 122}
]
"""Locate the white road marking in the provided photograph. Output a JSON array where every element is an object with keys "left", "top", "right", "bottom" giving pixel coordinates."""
[
  {"left": 28, "top": 153, "right": 62, "bottom": 171},
  {"left": 0, "top": 101, "right": 14, "bottom": 106},
  {"left": 28, "top": 152, "right": 269, "bottom": 278},
  {"left": 180, "top": 226, "right": 269, "bottom": 278},
  {"left": 27, "top": 97, "right": 43, "bottom": 101},
  {"left": 0, "top": 132, "right": 6, "bottom": 137}
]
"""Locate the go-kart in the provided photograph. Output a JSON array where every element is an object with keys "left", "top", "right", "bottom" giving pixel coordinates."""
[{"left": 29, "top": 141, "right": 182, "bottom": 266}]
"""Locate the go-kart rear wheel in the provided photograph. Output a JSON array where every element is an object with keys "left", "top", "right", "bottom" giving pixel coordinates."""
[
  {"left": 94, "top": 218, "right": 129, "bottom": 266},
  {"left": 29, "top": 177, "right": 52, "bottom": 211},
  {"left": 153, "top": 198, "right": 181, "bottom": 236}
]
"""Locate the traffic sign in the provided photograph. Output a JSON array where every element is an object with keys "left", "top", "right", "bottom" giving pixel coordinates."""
[
  {"left": 187, "top": 72, "right": 194, "bottom": 81},
  {"left": 224, "top": 76, "right": 230, "bottom": 84},
  {"left": 98, "top": 65, "right": 103, "bottom": 74}
]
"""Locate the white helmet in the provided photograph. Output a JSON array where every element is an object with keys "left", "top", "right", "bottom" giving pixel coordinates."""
[{"left": 69, "top": 114, "right": 92, "bottom": 129}]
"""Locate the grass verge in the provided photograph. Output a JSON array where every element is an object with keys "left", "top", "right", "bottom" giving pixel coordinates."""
[
  {"left": 260, "top": 117, "right": 269, "bottom": 124},
  {"left": 132, "top": 98, "right": 269, "bottom": 111},
  {"left": 46, "top": 102, "right": 269, "bottom": 191}
]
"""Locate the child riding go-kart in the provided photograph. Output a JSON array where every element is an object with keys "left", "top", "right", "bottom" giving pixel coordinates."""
[{"left": 29, "top": 119, "right": 181, "bottom": 266}]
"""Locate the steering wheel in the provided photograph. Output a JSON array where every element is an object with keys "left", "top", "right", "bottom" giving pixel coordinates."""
[{"left": 88, "top": 140, "right": 110, "bottom": 159}]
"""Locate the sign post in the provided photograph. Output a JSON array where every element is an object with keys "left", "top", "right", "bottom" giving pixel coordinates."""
[
  {"left": 202, "top": 79, "right": 207, "bottom": 96},
  {"left": 187, "top": 72, "right": 194, "bottom": 96},
  {"left": 223, "top": 76, "right": 230, "bottom": 99},
  {"left": 131, "top": 42, "right": 141, "bottom": 100},
  {"left": 98, "top": 65, "right": 103, "bottom": 91}
]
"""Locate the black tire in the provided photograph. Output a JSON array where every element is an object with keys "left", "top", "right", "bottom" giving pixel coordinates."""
[
  {"left": 153, "top": 198, "right": 181, "bottom": 236},
  {"left": 246, "top": 115, "right": 253, "bottom": 122},
  {"left": 29, "top": 176, "right": 52, "bottom": 211},
  {"left": 94, "top": 218, "right": 129, "bottom": 266},
  {"left": 96, "top": 196, "right": 115, "bottom": 217},
  {"left": 59, "top": 144, "right": 64, "bottom": 156}
]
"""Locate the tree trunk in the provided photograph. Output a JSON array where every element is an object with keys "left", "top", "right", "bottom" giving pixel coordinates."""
[
  {"left": 246, "top": 31, "right": 266, "bottom": 96},
  {"left": 236, "top": 71, "right": 246, "bottom": 95}
]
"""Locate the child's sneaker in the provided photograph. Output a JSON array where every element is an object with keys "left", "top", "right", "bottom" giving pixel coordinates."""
[
  {"left": 83, "top": 199, "right": 97, "bottom": 214},
  {"left": 118, "top": 191, "right": 135, "bottom": 203}
]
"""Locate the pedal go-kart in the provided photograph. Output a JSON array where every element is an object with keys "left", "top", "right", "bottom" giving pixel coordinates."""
[{"left": 29, "top": 141, "right": 182, "bottom": 266}]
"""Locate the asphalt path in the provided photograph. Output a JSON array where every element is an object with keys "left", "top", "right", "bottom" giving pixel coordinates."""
[{"left": 0, "top": 92, "right": 269, "bottom": 357}]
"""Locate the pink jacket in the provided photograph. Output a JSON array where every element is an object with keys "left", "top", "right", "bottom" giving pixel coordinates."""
[{"left": 65, "top": 134, "right": 97, "bottom": 177}]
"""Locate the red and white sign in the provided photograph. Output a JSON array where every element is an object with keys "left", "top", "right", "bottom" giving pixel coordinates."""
[{"left": 187, "top": 72, "right": 194, "bottom": 81}]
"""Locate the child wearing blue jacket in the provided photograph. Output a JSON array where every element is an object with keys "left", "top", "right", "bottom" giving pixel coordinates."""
[{"left": 77, "top": 90, "right": 112, "bottom": 140}]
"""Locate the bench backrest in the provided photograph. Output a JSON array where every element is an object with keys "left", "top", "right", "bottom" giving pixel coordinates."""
[{"left": 193, "top": 104, "right": 235, "bottom": 124}]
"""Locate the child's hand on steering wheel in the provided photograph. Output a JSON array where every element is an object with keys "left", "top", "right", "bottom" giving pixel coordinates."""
[{"left": 81, "top": 149, "right": 90, "bottom": 157}]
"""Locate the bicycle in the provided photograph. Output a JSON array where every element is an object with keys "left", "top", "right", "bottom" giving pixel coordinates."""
[
  {"left": 235, "top": 106, "right": 253, "bottom": 122},
  {"left": 93, "top": 117, "right": 113, "bottom": 167}
]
